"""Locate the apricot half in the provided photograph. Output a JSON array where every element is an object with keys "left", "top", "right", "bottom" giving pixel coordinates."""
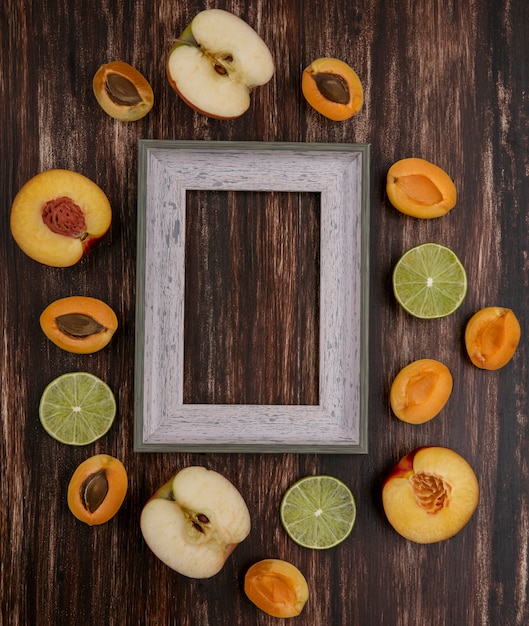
[
  {"left": 382, "top": 446, "right": 479, "bottom": 544},
  {"left": 465, "top": 306, "right": 521, "bottom": 370},
  {"left": 390, "top": 359, "right": 453, "bottom": 424},
  {"left": 244, "top": 559, "right": 309, "bottom": 618},
  {"left": 93, "top": 61, "right": 154, "bottom": 121},
  {"left": 302, "top": 57, "right": 363, "bottom": 121},
  {"left": 67, "top": 454, "right": 127, "bottom": 526},
  {"left": 40, "top": 296, "right": 118, "bottom": 354},
  {"left": 10, "top": 169, "right": 111, "bottom": 267},
  {"left": 386, "top": 157, "right": 456, "bottom": 218}
]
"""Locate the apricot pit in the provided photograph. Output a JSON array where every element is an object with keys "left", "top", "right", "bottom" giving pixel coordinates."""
[
  {"left": 390, "top": 359, "right": 453, "bottom": 424},
  {"left": 386, "top": 157, "right": 456, "bottom": 218},
  {"left": 302, "top": 57, "right": 363, "bottom": 121},
  {"left": 465, "top": 306, "right": 520, "bottom": 370},
  {"left": 244, "top": 559, "right": 309, "bottom": 618},
  {"left": 40, "top": 296, "right": 118, "bottom": 354},
  {"left": 67, "top": 454, "right": 127, "bottom": 526},
  {"left": 93, "top": 61, "right": 154, "bottom": 121}
]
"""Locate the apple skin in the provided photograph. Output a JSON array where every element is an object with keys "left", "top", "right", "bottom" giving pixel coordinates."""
[
  {"left": 140, "top": 466, "right": 251, "bottom": 579},
  {"left": 166, "top": 9, "right": 274, "bottom": 119},
  {"left": 382, "top": 446, "right": 479, "bottom": 544}
]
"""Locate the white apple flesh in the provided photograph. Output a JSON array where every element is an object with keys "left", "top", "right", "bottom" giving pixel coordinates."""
[
  {"left": 140, "top": 466, "right": 251, "bottom": 578},
  {"left": 167, "top": 9, "right": 274, "bottom": 119}
]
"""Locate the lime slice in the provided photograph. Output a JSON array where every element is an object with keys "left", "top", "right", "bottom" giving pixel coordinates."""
[
  {"left": 39, "top": 372, "right": 116, "bottom": 445},
  {"left": 280, "top": 475, "right": 356, "bottom": 549},
  {"left": 392, "top": 243, "right": 467, "bottom": 319}
]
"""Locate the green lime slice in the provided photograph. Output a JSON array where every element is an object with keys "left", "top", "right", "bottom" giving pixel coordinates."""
[
  {"left": 280, "top": 475, "right": 356, "bottom": 549},
  {"left": 392, "top": 243, "right": 467, "bottom": 319},
  {"left": 39, "top": 372, "right": 116, "bottom": 445}
]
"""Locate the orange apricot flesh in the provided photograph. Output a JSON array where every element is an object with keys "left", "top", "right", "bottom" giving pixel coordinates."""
[
  {"left": 244, "top": 559, "right": 309, "bottom": 618},
  {"left": 40, "top": 296, "right": 118, "bottom": 354},
  {"left": 67, "top": 454, "right": 127, "bottom": 526},
  {"left": 386, "top": 157, "right": 456, "bottom": 218},
  {"left": 302, "top": 57, "right": 363, "bottom": 121},
  {"left": 390, "top": 359, "right": 453, "bottom": 424},
  {"left": 93, "top": 61, "right": 154, "bottom": 121},
  {"left": 465, "top": 307, "right": 521, "bottom": 370}
]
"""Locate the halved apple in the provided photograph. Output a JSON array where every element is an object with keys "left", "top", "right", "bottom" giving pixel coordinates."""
[
  {"left": 10, "top": 169, "right": 111, "bottom": 267},
  {"left": 167, "top": 9, "right": 274, "bottom": 119},
  {"left": 140, "top": 466, "right": 251, "bottom": 579},
  {"left": 382, "top": 446, "right": 479, "bottom": 543}
]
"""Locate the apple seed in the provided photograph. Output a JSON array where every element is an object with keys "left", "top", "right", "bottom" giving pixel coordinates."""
[
  {"left": 105, "top": 73, "right": 143, "bottom": 106},
  {"left": 55, "top": 313, "right": 106, "bottom": 338},
  {"left": 213, "top": 63, "right": 228, "bottom": 75},
  {"left": 42, "top": 197, "right": 88, "bottom": 239},
  {"left": 314, "top": 72, "right": 350, "bottom": 104},
  {"left": 81, "top": 470, "right": 109, "bottom": 514},
  {"left": 190, "top": 513, "right": 210, "bottom": 533}
]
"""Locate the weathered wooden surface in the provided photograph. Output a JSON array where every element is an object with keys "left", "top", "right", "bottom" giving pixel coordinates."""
[{"left": 1, "top": 0, "right": 528, "bottom": 624}]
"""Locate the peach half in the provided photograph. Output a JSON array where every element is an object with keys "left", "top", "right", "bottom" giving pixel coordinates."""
[
  {"left": 244, "top": 559, "right": 309, "bottom": 618},
  {"left": 93, "top": 61, "right": 154, "bottom": 121},
  {"left": 386, "top": 157, "right": 456, "bottom": 218},
  {"left": 40, "top": 296, "right": 118, "bottom": 354},
  {"left": 67, "top": 454, "right": 128, "bottom": 526},
  {"left": 302, "top": 57, "right": 363, "bottom": 121},
  {"left": 382, "top": 446, "right": 479, "bottom": 544},
  {"left": 390, "top": 359, "right": 453, "bottom": 424},
  {"left": 10, "top": 169, "right": 111, "bottom": 267}
]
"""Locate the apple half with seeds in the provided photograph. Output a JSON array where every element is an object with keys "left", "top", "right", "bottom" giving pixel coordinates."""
[
  {"left": 10, "top": 169, "right": 111, "bottom": 267},
  {"left": 140, "top": 466, "right": 251, "bottom": 579},
  {"left": 382, "top": 446, "right": 479, "bottom": 543},
  {"left": 167, "top": 8, "right": 274, "bottom": 119}
]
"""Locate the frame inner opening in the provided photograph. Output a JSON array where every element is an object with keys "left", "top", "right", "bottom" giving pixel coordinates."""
[{"left": 183, "top": 189, "right": 320, "bottom": 405}]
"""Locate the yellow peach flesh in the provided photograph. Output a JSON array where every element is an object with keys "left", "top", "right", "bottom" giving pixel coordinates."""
[
  {"left": 10, "top": 169, "right": 111, "bottom": 267},
  {"left": 382, "top": 447, "right": 479, "bottom": 544}
]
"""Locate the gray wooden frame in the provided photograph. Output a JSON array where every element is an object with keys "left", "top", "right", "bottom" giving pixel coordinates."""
[{"left": 134, "top": 140, "right": 369, "bottom": 453}]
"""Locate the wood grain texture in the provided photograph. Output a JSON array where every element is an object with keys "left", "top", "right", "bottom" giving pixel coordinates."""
[
  {"left": 184, "top": 188, "right": 320, "bottom": 406},
  {"left": 1, "top": 0, "right": 529, "bottom": 624}
]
